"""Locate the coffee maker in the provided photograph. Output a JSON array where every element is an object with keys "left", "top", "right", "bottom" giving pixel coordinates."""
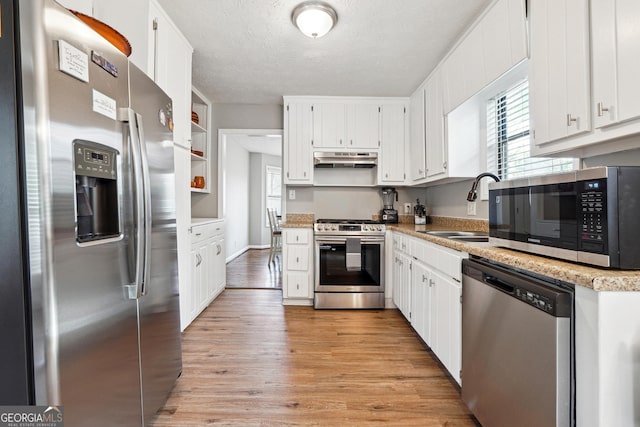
[{"left": 380, "top": 187, "right": 398, "bottom": 223}]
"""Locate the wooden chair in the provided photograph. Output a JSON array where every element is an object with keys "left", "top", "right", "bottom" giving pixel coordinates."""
[{"left": 267, "top": 208, "right": 282, "bottom": 266}]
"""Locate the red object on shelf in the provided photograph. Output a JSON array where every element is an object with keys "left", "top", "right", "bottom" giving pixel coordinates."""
[
  {"left": 191, "top": 112, "right": 199, "bottom": 124},
  {"left": 194, "top": 176, "right": 205, "bottom": 189},
  {"left": 191, "top": 149, "right": 204, "bottom": 157}
]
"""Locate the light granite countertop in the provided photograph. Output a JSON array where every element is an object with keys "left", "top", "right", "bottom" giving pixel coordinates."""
[
  {"left": 191, "top": 217, "right": 223, "bottom": 226},
  {"left": 389, "top": 223, "right": 640, "bottom": 292},
  {"left": 280, "top": 213, "right": 314, "bottom": 229}
]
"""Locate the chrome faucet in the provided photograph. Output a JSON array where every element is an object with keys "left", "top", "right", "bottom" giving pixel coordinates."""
[{"left": 466, "top": 173, "right": 500, "bottom": 202}]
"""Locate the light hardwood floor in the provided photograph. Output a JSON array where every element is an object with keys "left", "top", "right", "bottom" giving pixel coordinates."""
[
  {"left": 225, "top": 249, "right": 282, "bottom": 289},
  {"left": 151, "top": 289, "right": 477, "bottom": 426}
]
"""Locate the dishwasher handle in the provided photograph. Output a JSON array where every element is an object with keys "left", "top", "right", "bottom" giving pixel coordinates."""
[{"left": 484, "top": 275, "right": 515, "bottom": 294}]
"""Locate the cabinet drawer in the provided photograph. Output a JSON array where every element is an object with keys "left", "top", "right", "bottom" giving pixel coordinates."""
[
  {"left": 285, "top": 229, "right": 310, "bottom": 245},
  {"left": 191, "top": 221, "right": 224, "bottom": 245},
  {"left": 286, "top": 246, "right": 309, "bottom": 271},
  {"left": 286, "top": 272, "right": 310, "bottom": 298}
]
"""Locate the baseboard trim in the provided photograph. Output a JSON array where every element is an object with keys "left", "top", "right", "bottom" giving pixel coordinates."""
[
  {"left": 226, "top": 246, "right": 250, "bottom": 263},
  {"left": 248, "top": 244, "right": 270, "bottom": 250}
]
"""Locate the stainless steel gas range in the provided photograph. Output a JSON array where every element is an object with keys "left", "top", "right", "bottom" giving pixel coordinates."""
[{"left": 314, "top": 219, "right": 386, "bottom": 309}]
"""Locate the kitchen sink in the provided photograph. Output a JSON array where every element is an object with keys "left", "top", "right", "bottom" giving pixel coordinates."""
[
  {"left": 416, "top": 230, "right": 489, "bottom": 243},
  {"left": 448, "top": 235, "right": 489, "bottom": 243}
]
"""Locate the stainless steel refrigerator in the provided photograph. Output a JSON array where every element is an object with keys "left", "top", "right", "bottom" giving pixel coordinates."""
[{"left": 0, "top": 0, "right": 182, "bottom": 425}]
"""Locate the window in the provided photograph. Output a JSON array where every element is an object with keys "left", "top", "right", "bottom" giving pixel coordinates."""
[
  {"left": 486, "top": 80, "right": 574, "bottom": 180},
  {"left": 265, "top": 165, "right": 281, "bottom": 227}
]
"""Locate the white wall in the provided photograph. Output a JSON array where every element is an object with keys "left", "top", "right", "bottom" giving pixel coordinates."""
[
  {"left": 225, "top": 142, "right": 250, "bottom": 260},
  {"left": 425, "top": 179, "right": 489, "bottom": 219},
  {"left": 192, "top": 103, "right": 283, "bottom": 218},
  {"left": 285, "top": 186, "right": 427, "bottom": 219}
]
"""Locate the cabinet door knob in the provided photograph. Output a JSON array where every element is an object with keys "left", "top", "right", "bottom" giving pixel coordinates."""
[
  {"left": 429, "top": 279, "right": 435, "bottom": 287},
  {"left": 567, "top": 113, "right": 577, "bottom": 126},
  {"left": 350, "top": 139, "right": 353, "bottom": 145},
  {"left": 422, "top": 274, "right": 427, "bottom": 282},
  {"left": 442, "top": 161, "right": 447, "bottom": 169},
  {"left": 597, "top": 102, "right": 610, "bottom": 117},
  {"left": 296, "top": 256, "right": 299, "bottom": 263}
]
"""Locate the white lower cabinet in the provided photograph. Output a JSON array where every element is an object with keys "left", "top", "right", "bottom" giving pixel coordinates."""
[
  {"left": 430, "top": 269, "right": 462, "bottom": 385},
  {"left": 181, "top": 220, "right": 225, "bottom": 330},
  {"left": 391, "top": 231, "right": 466, "bottom": 385},
  {"left": 392, "top": 251, "right": 412, "bottom": 319},
  {"left": 410, "top": 261, "right": 431, "bottom": 344},
  {"left": 282, "top": 228, "right": 314, "bottom": 305}
]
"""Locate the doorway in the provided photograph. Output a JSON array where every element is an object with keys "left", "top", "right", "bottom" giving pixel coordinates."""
[{"left": 218, "top": 129, "right": 283, "bottom": 289}]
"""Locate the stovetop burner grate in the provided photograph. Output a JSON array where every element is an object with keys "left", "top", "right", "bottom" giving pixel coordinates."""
[{"left": 316, "top": 219, "right": 382, "bottom": 224}]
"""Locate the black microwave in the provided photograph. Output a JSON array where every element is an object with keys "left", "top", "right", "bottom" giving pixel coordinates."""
[{"left": 489, "top": 166, "right": 640, "bottom": 269}]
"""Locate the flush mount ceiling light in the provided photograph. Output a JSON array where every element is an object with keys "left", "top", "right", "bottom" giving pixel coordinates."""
[{"left": 292, "top": 1, "right": 338, "bottom": 39}]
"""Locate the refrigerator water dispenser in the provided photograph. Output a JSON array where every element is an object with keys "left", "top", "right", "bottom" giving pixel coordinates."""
[{"left": 73, "top": 140, "right": 120, "bottom": 243}]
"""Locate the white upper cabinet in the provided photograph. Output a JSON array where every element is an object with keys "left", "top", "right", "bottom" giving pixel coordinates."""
[
  {"left": 379, "top": 103, "right": 408, "bottom": 184},
  {"left": 530, "top": 0, "right": 591, "bottom": 147},
  {"left": 284, "top": 102, "right": 314, "bottom": 185},
  {"left": 424, "top": 69, "right": 446, "bottom": 181},
  {"left": 313, "top": 103, "right": 346, "bottom": 148},
  {"left": 312, "top": 101, "right": 380, "bottom": 149},
  {"left": 481, "top": 0, "right": 528, "bottom": 86},
  {"left": 410, "top": 67, "right": 448, "bottom": 185},
  {"left": 346, "top": 103, "right": 380, "bottom": 149},
  {"left": 409, "top": 84, "right": 426, "bottom": 182},
  {"left": 531, "top": 0, "right": 640, "bottom": 157},
  {"left": 148, "top": 0, "right": 193, "bottom": 148},
  {"left": 443, "top": 0, "right": 527, "bottom": 113},
  {"left": 592, "top": 0, "right": 640, "bottom": 129},
  {"left": 92, "top": 0, "right": 150, "bottom": 74}
]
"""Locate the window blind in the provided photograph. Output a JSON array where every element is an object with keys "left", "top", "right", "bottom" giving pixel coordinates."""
[
  {"left": 486, "top": 80, "right": 574, "bottom": 180},
  {"left": 265, "top": 165, "right": 281, "bottom": 227}
]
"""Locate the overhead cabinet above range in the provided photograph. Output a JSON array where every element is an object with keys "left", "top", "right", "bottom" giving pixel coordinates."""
[
  {"left": 312, "top": 100, "right": 381, "bottom": 149},
  {"left": 283, "top": 96, "right": 409, "bottom": 186}
]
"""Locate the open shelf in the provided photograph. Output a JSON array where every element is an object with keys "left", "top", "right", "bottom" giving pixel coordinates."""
[{"left": 190, "top": 86, "right": 211, "bottom": 194}]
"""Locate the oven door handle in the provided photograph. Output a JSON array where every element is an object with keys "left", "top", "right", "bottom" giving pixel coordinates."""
[
  {"left": 318, "top": 245, "right": 334, "bottom": 250},
  {"left": 315, "top": 238, "right": 384, "bottom": 244}
]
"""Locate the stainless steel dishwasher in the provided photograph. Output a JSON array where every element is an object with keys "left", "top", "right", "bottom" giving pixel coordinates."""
[{"left": 461, "top": 258, "right": 574, "bottom": 427}]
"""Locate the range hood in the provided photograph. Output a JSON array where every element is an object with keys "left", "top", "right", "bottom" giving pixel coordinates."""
[{"left": 313, "top": 152, "right": 378, "bottom": 168}]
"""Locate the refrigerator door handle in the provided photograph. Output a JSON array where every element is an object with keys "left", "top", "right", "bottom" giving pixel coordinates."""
[
  {"left": 135, "top": 111, "right": 152, "bottom": 297},
  {"left": 121, "top": 108, "right": 145, "bottom": 299}
]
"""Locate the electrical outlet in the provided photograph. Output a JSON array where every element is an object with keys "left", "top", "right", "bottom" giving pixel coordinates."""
[
  {"left": 404, "top": 203, "right": 412, "bottom": 214},
  {"left": 289, "top": 189, "right": 296, "bottom": 200},
  {"left": 467, "top": 201, "right": 477, "bottom": 216}
]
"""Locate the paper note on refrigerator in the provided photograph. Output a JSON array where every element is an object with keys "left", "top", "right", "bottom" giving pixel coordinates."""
[
  {"left": 92, "top": 89, "right": 116, "bottom": 120},
  {"left": 58, "top": 40, "right": 89, "bottom": 82}
]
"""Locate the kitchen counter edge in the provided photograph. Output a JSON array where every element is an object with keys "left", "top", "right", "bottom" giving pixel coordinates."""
[
  {"left": 388, "top": 223, "right": 640, "bottom": 292},
  {"left": 191, "top": 217, "right": 224, "bottom": 226},
  {"left": 280, "top": 222, "right": 314, "bottom": 229}
]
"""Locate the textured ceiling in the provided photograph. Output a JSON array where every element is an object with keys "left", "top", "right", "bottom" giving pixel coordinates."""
[{"left": 157, "top": 0, "right": 493, "bottom": 105}]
